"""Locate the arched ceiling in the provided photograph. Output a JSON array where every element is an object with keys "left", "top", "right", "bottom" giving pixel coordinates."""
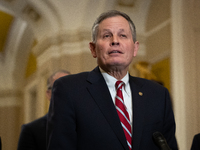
[
  {"left": 0, "top": 0, "right": 151, "bottom": 89},
  {"left": 0, "top": 10, "right": 13, "bottom": 53},
  {"left": 0, "top": 0, "right": 151, "bottom": 51}
]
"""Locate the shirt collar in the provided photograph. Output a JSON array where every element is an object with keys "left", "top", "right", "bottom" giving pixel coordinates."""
[{"left": 99, "top": 67, "right": 129, "bottom": 89}]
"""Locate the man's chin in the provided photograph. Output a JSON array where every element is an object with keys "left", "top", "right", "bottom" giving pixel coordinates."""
[{"left": 107, "top": 63, "right": 127, "bottom": 69}]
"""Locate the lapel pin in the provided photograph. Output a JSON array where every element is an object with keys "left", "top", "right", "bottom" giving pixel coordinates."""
[{"left": 139, "top": 92, "right": 143, "bottom": 96}]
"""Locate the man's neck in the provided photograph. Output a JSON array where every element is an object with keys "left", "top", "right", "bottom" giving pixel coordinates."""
[{"left": 99, "top": 66, "right": 128, "bottom": 80}]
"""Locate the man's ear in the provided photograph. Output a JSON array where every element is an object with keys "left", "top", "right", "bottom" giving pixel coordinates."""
[
  {"left": 46, "top": 90, "right": 51, "bottom": 101},
  {"left": 89, "top": 42, "right": 97, "bottom": 58},
  {"left": 133, "top": 41, "right": 139, "bottom": 57}
]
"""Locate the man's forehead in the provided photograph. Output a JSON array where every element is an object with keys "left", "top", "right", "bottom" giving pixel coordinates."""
[
  {"left": 101, "top": 28, "right": 126, "bottom": 32},
  {"left": 99, "top": 16, "right": 129, "bottom": 28}
]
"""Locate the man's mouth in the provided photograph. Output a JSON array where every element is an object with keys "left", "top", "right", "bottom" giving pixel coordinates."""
[{"left": 109, "top": 50, "right": 122, "bottom": 54}]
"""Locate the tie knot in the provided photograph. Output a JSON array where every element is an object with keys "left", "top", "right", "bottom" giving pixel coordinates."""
[{"left": 116, "top": 81, "right": 124, "bottom": 90}]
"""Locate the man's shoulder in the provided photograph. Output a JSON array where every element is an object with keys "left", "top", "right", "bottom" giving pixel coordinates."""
[
  {"left": 129, "top": 75, "right": 166, "bottom": 90},
  {"left": 22, "top": 115, "right": 47, "bottom": 130},
  {"left": 129, "top": 75, "right": 157, "bottom": 84},
  {"left": 194, "top": 133, "right": 200, "bottom": 140},
  {"left": 59, "top": 67, "right": 100, "bottom": 83}
]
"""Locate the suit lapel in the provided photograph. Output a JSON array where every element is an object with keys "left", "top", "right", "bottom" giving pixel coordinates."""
[
  {"left": 86, "top": 67, "right": 129, "bottom": 150},
  {"left": 129, "top": 76, "right": 146, "bottom": 150}
]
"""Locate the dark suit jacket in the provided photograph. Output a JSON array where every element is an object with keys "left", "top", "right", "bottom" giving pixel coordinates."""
[
  {"left": 17, "top": 115, "right": 47, "bottom": 150},
  {"left": 191, "top": 133, "right": 200, "bottom": 150},
  {"left": 47, "top": 67, "right": 178, "bottom": 150}
]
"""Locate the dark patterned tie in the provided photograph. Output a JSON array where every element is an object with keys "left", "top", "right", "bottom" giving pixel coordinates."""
[{"left": 115, "top": 81, "right": 132, "bottom": 150}]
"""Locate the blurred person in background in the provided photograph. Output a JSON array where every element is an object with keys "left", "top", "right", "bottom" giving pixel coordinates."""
[{"left": 17, "top": 70, "right": 70, "bottom": 150}]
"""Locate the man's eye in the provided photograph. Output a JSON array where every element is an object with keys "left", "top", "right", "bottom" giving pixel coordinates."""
[
  {"left": 103, "top": 34, "right": 111, "bottom": 38},
  {"left": 120, "top": 34, "right": 127, "bottom": 38}
]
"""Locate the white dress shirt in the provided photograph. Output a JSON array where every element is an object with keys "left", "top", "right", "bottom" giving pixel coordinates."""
[{"left": 100, "top": 68, "right": 133, "bottom": 128}]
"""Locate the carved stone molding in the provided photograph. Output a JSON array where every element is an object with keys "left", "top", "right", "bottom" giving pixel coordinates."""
[
  {"left": 0, "top": 89, "right": 22, "bottom": 98},
  {"left": 117, "top": 0, "right": 135, "bottom": 7},
  {"left": 0, "top": 89, "right": 22, "bottom": 107},
  {"left": 32, "top": 30, "right": 91, "bottom": 57}
]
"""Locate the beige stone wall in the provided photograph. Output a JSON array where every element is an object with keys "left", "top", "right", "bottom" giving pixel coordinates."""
[{"left": 0, "top": 90, "right": 23, "bottom": 150}]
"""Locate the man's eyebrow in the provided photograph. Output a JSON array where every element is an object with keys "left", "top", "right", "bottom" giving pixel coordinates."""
[
  {"left": 102, "top": 29, "right": 111, "bottom": 32},
  {"left": 118, "top": 29, "right": 125, "bottom": 32},
  {"left": 101, "top": 29, "right": 125, "bottom": 32}
]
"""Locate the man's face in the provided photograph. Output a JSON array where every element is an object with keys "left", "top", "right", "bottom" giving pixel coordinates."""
[
  {"left": 46, "top": 72, "right": 69, "bottom": 101},
  {"left": 90, "top": 16, "right": 139, "bottom": 71}
]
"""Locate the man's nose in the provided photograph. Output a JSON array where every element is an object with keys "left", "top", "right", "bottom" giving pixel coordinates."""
[
  {"left": 111, "top": 42, "right": 119, "bottom": 46},
  {"left": 110, "top": 36, "right": 119, "bottom": 46}
]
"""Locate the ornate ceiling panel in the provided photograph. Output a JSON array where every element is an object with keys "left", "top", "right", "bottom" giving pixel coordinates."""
[{"left": 0, "top": 10, "right": 13, "bottom": 53}]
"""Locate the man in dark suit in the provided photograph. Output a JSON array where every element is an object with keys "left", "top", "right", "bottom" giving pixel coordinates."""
[
  {"left": 17, "top": 70, "right": 70, "bottom": 150},
  {"left": 47, "top": 10, "right": 178, "bottom": 150},
  {"left": 191, "top": 133, "right": 200, "bottom": 150}
]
